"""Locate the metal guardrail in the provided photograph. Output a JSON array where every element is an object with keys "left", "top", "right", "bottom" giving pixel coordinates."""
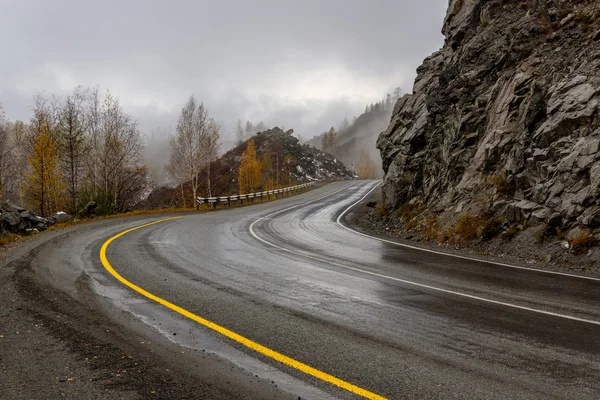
[{"left": 196, "top": 182, "right": 315, "bottom": 208}]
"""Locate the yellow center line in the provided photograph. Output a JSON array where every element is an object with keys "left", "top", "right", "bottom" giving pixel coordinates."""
[{"left": 100, "top": 217, "right": 388, "bottom": 400}]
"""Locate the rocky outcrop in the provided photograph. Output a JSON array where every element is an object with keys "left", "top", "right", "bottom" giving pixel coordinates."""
[
  {"left": 253, "top": 127, "right": 355, "bottom": 182},
  {"left": 378, "top": 0, "right": 600, "bottom": 232},
  {"left": 143, "top": 127, "right": 355, "bottom": 208},
  {"left": 0, "top": 201, "right": 71, "bottom": 234}
]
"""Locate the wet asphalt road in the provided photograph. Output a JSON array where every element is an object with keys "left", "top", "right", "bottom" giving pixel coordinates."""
[{"left": 99, "top": 180, "right": 599, "bottom": 399}]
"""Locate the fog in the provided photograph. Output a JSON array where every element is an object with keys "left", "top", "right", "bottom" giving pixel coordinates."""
[{"left": 1, "top": 0, "right": 448, "bottom": 184}]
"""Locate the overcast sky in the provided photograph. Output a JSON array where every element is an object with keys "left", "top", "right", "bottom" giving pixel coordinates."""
[{"left": 1, "top": 0, "right": 447, "bottom": 140}]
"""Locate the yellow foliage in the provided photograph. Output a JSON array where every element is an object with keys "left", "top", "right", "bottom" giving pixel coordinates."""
[
  {"left": 238, "top": 139, "right": 262, "bottom": 194},
  {"left": 24, "top": 119, "right": 65, "bottom": 217},
  {"left": 354, "top": 150, "right": 377, "bottom": 179}
]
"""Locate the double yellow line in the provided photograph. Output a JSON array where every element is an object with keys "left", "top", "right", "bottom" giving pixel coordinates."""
[{"left": 100, "top": 217, "right": 387, "bottom": 400}]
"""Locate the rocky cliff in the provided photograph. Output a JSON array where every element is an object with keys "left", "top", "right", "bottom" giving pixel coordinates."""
[{"left": 378, "top": 0, "right": 600, "bottom": 236}]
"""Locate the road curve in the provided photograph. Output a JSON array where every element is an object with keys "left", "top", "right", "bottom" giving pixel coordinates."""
[{"left": 42, "top": 181, "right": 600, "bottom": 399}]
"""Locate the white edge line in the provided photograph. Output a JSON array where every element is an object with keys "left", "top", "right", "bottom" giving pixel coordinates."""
[
  {"left": 250, "top": 180, "right": 600, "bottom": 327},
  {"left": 337, "top": 181, "right": 600, "bottom": 283}
]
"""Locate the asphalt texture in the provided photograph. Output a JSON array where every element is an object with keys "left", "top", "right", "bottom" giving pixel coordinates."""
[{"left": 2, "top": 180, "right": 600, "bottom": 399}]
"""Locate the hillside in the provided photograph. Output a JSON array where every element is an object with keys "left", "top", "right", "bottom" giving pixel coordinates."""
[
  {"left": 375, "top": 0, "right": 600, "bottom": 257},
  {"left": 144, "top": 127, "right": 354, "bottom": 208}
]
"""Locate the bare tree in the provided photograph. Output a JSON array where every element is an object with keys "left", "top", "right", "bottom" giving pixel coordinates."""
[
  {"left": 86, "top": 86, "right": 102, "bottom": 197},
  {"left": 57, "top": 87, "right": 89, "bottom": 213},
  {"left": 100, "top": 93, "right": 145, "bottom": 210},
  {"left": 7, "top": 120, "right": 29, "bottom": 204},
  {"left": 202, "top": 119, "right": 220, "bottom": 198},
  {"left": 167, "top": 134, "right": 187, "bottom": 207},
  {"left": 171, "top": 95, "right": 219, "bottom": 207},
  {"left": 0, "top": 104, "right": 11, "bottom": 202}
]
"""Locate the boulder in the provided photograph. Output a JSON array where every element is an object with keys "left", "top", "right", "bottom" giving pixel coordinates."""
[
  {"left": 1, "top": 212, "right": 21, "bottom": 229},
  {"left": 1, "top": 201, "right": 26, "bottom": 213},
  {"left": 49, "top": 212, "right": 71, "bottom": 224},
  {"left": 77, "top": 202, "right": 99, "bottom": 219},
  {"left": 577, "top": 206, "right": 600, "bottom": 228}
]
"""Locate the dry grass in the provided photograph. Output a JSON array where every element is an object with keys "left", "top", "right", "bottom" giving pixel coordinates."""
[
  {"left": 455, "top": 213, "right": 480, "bottom": 244},
  {"left": 571, "top": 232, "right": 598, "bottom": 254},
  {"left": 491, "top": 175, "right": 514, "bottom": 195},
  {"left": 423, "top": 217, "right": 439, "bottom": 242},
  {"left": 0, "top": 232, "right": 20, "bottom": 246}
]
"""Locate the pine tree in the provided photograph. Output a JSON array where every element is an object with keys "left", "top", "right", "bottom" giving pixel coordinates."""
[{"left": 235, "top": 119, "right": 244, "bottom": 145}]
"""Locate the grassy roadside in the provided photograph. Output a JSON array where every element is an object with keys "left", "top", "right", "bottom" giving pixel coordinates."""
[{"left": 0, "top": 184, "right": 317, "bottom": 249}]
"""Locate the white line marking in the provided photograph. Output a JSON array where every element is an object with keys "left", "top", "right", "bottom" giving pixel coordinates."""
[
  {"left": 337, "top": 181, "right": 600, "bottom": 282},
  {"left": 250, "top": 181, "right": 600, "bottom": 326}
]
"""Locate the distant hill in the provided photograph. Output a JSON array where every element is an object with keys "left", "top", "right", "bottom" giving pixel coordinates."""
[
  {"left": 142, "top": 127, "right": 354, "bottom": 208},
  {"left": 307, "top": 104, "right": 394, "bottom": 178}
]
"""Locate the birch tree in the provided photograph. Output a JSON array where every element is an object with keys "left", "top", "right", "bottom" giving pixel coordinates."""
[
  {"left": 170, "top": 95, "right": 220, "bottom": 206},
  {"left": 202, "top": 119, "right": 220, "bottom": 198}
]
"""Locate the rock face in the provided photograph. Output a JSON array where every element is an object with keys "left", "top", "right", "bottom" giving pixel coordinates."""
[{"left": 378, "top": 0, "right": 600, "bottom": 230}]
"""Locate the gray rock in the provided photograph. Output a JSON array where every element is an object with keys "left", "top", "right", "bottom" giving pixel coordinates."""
[
  {"left": 531, "top": 184, "right": 549, "bottom": 205},
  {"left": 77, "top": 201, "right": 99, "bottom": 219},
  {"left": 1, "top": 201, "right": 26, "bottom": 213},
  {"left": 577, "top": 206, "right": 600, "bottom": 228},
  {"left": 530, "top": 208, "right": 550, "bottom": 227},
  {"left": 591, "top": 163, "right": 600, "bottom": 197},
  {"left": 571, "top": 186, "right": 593, "bottom": 206},
  {"left": 532, "top": 148, "right": 548, "bottom": 162},
  {"left": 547, "top": 212, "right": 563, "bottom": 228},
  {"left": 377, "top": 0, "right": 600, "bottom": 230},
  {"left": 50, "top": 212, "right": 71, "bottom": 224},
  {"left": 1, "top": 212, "right": 21, "bottom": 227}
]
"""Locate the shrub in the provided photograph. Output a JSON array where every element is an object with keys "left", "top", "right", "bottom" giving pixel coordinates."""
[
  {"left": 0, "top": 232, "right": 19, "bottom": 246},
  {"left": 423, "top": 217, "right": 439, "bottom": 242},
  {"left": 491, "top": 175, "right": 514, "bottom": 195},
  {"left": 456, "top": 213, "right": 480, "bottom": 244},
  {"left": 438, "top": 226, "right": 457, "bottom": 244},
  {"left": 481, "top": 215, "right": 503, "bottom": 241},
  {"left": 395, "top": 203, "right": 419, "bottom": 230},
  {"left": 571, "top": 232, "right": 598, "bottom": 255},
  {"left": 374, "top": 203, "right": 389, "bottom": 217},
  {"left": 534, "top": 224, "right": 558, "bottom": 243},
  {"left": 503, "top": 224, "right": 522, "bottom": 241}
]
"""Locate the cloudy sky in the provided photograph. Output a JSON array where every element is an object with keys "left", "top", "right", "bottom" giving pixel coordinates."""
[{"left": 1, "top": 0, "right": 447, "bottom": 141}]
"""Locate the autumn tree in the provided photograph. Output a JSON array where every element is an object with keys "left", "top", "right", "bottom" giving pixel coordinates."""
[
  {"left": 170, "top": 95, "right": 220, "bottom": 207},
  {"left": 354, "top": 150, "right": 378, "bottom": 179},
  {"left": 261, "top": 152, "right": 273, "bottom": 190},
  {"left": 321, "top": 127, "right": 337, "bottom": 153},
  {"left": 57, "top": 87, "right": 88, "bottom": 214},
  {"left": 24, "top": 114, "right": 65, "bottom": 217},
  {"left": 238, "top": 139, "right": 261, "bottom": 194}
]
